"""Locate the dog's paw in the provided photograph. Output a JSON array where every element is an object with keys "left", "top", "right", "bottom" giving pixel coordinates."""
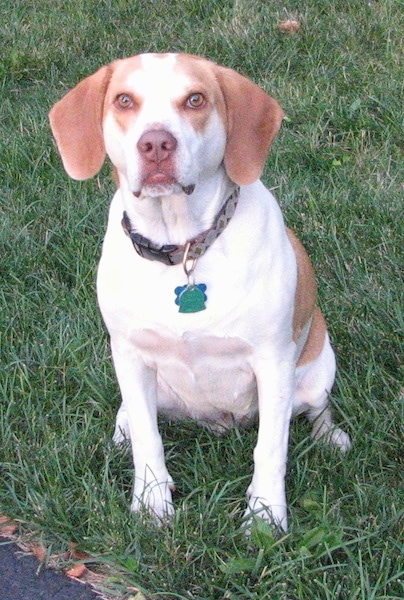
[
  {"left": 243, "top": 494, "right": 288, "bottom": 534},
  {"left": 113, "top": 426, "right": 130, "bottom": 445},
  {"left": 314, "top": 424, "right": 352, "bottom": 453},
  {"left": 328, "top": 427, "right": 352, "bottom": 453},
  {"left": 132, "top": 479, "right": 175, "bottom": 523}
]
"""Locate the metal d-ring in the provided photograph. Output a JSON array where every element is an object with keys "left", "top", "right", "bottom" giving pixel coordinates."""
[{"left": 182, "top": 241, "right": 197, "bottom": 286}]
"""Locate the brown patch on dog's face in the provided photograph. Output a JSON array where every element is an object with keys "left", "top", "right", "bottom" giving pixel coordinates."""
[
  {"left": 173, "top": 54, "right": 227, "bottom": 135},
  {"left": 102, "top": 56, "right": 144, "bottom": 134}
]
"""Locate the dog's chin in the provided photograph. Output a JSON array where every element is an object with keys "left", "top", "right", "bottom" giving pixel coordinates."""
[{"left": 133, "top": 181, "right": 195, "bottom": 199}]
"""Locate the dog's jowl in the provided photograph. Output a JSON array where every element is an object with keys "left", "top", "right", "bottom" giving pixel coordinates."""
[{"left": 50, "top": 53, "right": 351, "bottom": 531}]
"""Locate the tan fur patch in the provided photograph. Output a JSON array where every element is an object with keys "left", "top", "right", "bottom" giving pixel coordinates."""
[
  {"left": 297, "top": 306, "right": 327, "bottom": 367},
  {"left": 174, "top": 54, "right": 227, "bottom": 134},
  {"left": 102, "top": 56, "right": 144, "bottom": 133},
  {"left": 286, "top": 228, "right": 317, "bottom": 341},
  {"left": 286, "top": 228, "right": 327, "bottom": 365},
  {"left": 49, "top": 64, "right": 112, "bottom": 180}
]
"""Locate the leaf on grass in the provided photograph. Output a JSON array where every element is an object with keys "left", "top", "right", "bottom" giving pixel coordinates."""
[
  {"left": 122, "top": 556, "right": 139, "bottom": 571},
  {"left": 250, "top": 517, "right": 277, "bottom": 551},
  {"left": 298, "top": 524, "right": 344, "bottom": 556},
  {"left": 301, "top": 498, "right": 322, "bottom": 515},
  {"left": 0, "top": 524, "right": 18, "bottom": 536},
  {"left": 32, "top": 545, "right": 47, "bottom": 561},
  {"left": 299, "top": 524, "right": 329, "bottom": 551},
  {"left": 348, "top": 98, "right": 362, "bottom": 116},
  {"left": 68, "top": 541, "right": 90, "bottom": 561},
  {"left": 278, "top": 20, "right": 301, "bottom": 33},
  {"left": 219, "top": 557, "right": 257, "bottom": 575},
  {"left": 0, "top": 515, "right": 18, "bottom": 536},
  {"left": 66, "top": 563, "right": 87, "bottom": 578},
  {"left": 332, "top": 156, "right": 351, "bottom": 167}
]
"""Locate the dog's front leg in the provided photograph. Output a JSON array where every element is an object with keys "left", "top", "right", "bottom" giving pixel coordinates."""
[
  {"left": 245, "top": 353, "right": 295, "bottom": 532},
  {"left": 110, "top": 339, "right": 174, "bottom": 521}
]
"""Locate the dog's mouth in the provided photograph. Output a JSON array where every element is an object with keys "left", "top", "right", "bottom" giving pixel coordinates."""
[{"left": 133, "top": 172, "right": 195, "bottom": 198}]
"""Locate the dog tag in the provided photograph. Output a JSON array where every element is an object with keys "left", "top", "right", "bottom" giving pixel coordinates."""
[{"left": 174, "top": 283, "right": 207, "bottom": 313}]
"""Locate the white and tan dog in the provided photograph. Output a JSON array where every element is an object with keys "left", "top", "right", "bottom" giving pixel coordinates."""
[{"left": 49, "top": 53, "right": 351, "bottom": 531}]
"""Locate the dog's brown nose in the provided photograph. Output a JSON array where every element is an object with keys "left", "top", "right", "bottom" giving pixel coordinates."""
[{"left": 137, "top": 130, "right": 177, "bottom": 164}]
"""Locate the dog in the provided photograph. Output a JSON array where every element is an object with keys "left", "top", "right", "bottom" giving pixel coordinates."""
[{"left": 49, "top": 53, "right": 351, "bottom": 531}]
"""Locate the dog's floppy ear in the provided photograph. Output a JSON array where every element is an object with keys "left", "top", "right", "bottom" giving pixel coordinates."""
[
  {"left": 215, "top": 66, "right": 284, "bottom": 186},
  {"left": 49, "top": 65, "right": 112, "bottom": 180}
]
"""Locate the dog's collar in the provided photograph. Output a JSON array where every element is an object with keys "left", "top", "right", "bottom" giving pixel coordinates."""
[{"left": 121, "top": 187, "right": 240, "bottom": 266}]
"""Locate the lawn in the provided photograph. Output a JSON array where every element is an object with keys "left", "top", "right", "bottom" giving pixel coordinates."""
[{"left": 0, "top": 0, "right": 403, "bottom": 598}]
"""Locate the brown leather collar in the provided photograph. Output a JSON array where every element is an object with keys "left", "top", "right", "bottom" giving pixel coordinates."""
[{"left": 122, "top": 188, "right": 240, "bottom": 266}]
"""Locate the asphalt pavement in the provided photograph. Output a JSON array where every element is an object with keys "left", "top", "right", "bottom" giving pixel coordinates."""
[{"left": 0, "top": 537, "right": 100, "bottom": 600}]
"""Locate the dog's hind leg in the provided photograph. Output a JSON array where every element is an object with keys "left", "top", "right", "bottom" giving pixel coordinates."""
[
  {"left": 295, "top": 334, "right": 352, "bottom": 453},
  {"left": 113, "top": 403, "right": 131, "bottom": 444}
]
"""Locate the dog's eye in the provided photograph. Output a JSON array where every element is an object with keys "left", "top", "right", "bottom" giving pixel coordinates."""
[
  {"left": 186, "top": 93, "right": 205, "bottom": 109},
  {"left": 115, "top": 94, "right": 134, "bottom": 109}
]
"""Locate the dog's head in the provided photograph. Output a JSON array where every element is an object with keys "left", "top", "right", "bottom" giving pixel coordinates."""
[{"left": 49, "top": 53, "right": 284, "bottom": 197}]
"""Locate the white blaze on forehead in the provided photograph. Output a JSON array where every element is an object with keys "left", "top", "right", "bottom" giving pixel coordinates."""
[
  {"left": 140, "top": 53, "right": 177, "bottom": 74},
  {"left": 123, "top": 54, "right": 193, "bottom": 108}
]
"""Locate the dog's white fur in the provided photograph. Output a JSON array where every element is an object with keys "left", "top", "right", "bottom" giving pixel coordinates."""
[{"left": 49, "top": 53, "right": 351, "bottom": 531}]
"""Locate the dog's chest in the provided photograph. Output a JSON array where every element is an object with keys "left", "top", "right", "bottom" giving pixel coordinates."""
[{"left": 134, "top": 329, "right": 258, "bottom": 425}]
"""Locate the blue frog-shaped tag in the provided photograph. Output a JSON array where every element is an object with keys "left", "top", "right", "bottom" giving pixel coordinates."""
[{"left": 174, "top": 283, "right": 207, "bottom": 313}]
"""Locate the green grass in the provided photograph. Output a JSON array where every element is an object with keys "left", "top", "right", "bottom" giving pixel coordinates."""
[{"left": 1, "top": 0, "right": 403, "bottom": 598}]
